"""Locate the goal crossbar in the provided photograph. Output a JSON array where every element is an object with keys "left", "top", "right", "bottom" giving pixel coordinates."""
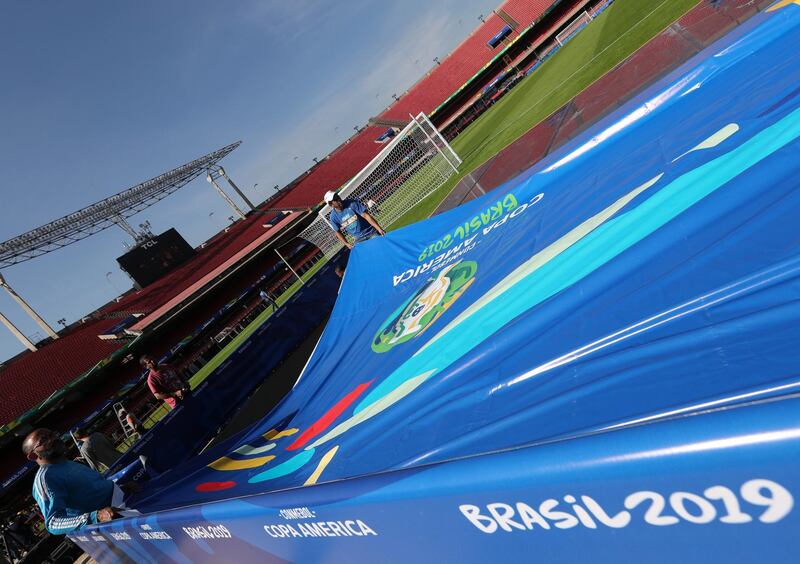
[{"left": 298, "top": 113, "right": 461, "bottom": 258}]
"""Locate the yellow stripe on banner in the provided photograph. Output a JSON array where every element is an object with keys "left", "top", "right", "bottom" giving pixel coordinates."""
[
  {"left": 263, "top": 428, "right": 299, "bottom": 440},
  {"left": 304, "top": 446, "right": 339, "bottom": 486},
  {"left": 767, "top": 0, "right": 800, "bottom": 11},
  {"left": 208, "top": 455, "right": 275, "bottom": 471}
]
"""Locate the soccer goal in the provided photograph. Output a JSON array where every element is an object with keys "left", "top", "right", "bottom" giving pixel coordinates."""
[
  {"left": 556, "top": 10, "right": 594, "bottom": 46},
  {"left": 298, "top": 112, "right": 461, "bottom": 259}
]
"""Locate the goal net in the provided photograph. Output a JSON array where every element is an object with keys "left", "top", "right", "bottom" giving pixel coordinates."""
[
  {"left": 556, "top": 11, "right": 594, "bottom": 46},
  {"left": 298, "top": 112, "right": 461, "bottom": 259}
]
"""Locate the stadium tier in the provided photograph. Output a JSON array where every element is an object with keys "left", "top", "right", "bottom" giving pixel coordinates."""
[
  {"left": 0, "top": 318, "right": 123, "bottom": 424},
  {"left": 377, "top": 0, "right": 560, "bottom": 121},
  {"left": 0, "top": 209, "right": 300, "bottom": 429}
]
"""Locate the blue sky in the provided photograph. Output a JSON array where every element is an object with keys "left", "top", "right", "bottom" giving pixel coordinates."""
[{"left": 0, "top": 0, "right": 498, "bottom": 362}]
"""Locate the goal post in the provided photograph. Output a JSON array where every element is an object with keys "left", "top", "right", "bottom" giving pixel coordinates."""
[
  {"left": 298, "top": 112, "right": 461, "bottom": 259},
  {"left": 556, "top": 11, "right": 594, "bottom": 46}
]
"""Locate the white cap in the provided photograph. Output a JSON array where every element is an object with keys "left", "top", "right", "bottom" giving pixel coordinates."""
[{"left": 323, "top": 190, "right": 337, "bottom": 203}]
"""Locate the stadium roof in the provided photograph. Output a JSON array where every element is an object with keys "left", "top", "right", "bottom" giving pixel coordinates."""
[{"left": 265, "top": 0, "right": 559, "bottom": 211}]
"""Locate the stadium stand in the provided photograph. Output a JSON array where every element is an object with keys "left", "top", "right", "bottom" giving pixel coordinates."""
[
  {"left": 100, "top": 211, "right": 286, "bottom": 317},
  {"left": 377, "top": 16, "right": 514, "bottom": 121},
  {"left": 377, "top": 0, "right": 564, "bottom": 122},
  {"left": 0, "top": 318, "right": 122, "bottom": 424},
  {"left": 125, "top": 212, "right": 301, "bottom": 333},
  {"left": 0, "top": 208, "right": 298, "bottom": 428},
  {"left": 435, "top": 0, "right": 598, "bottom": 135},
  {"left": 502, "top": 0, "right": 560, "bottom": 24}
]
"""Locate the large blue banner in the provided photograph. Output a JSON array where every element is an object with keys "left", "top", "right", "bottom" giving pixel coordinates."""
[
  {"left": 69, "top": 396, "right": 800, "bottom": 563},
  {"left": 73, "top": 4, "right": 800, "bottom": 562}
]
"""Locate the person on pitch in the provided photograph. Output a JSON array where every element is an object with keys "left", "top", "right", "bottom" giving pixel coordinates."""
[
  {"left": 324, "top": 191, "right": 385, "bottom": 249},
  {"left": 23, "top": 428, "right": 124, "bottom": 534},
  {"left": 140, "top": 354, "right": 190, "bottom": 410}
]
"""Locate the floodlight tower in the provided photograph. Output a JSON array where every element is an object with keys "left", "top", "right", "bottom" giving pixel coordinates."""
[
  {"left": 0, "top": 271, "right": 58, "bottom": 350},
  {"left": 0, "top": 141, "right": 242, "bottom": 269},
  {"left": 217, "top": 167, "right": 255, "bottom": 211},
  {"left": 206, "top": 166, "right": 255, "bottom": 220},
  {"left": 0, "top": 310, "right": 37, "bottom": 352},
  {"left": 0, "top": 141, "right": 242, "bottom": 352},
  {"left": 112, "top": 214, "right": 142, "bottom": 243}
]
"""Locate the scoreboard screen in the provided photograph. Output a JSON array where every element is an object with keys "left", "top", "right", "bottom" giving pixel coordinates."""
[{"left": 116, "top": 228, "right": 196, "bottom": 288}]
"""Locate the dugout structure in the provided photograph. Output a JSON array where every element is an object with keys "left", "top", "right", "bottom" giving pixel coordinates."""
[{"left": 299, "top": 113, "right": 461, "bottom": 258}]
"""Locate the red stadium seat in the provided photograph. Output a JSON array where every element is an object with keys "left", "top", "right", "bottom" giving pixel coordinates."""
[{"left": 0, "top": 317, "right": 122, "bottom": 423}]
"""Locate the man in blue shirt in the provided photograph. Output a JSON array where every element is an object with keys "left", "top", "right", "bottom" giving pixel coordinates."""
[
  {"left": 23, "top": 428, "right": 119, "bottom": 534},
  {"left": 324, "top": 191, "right": 385, "bottom": 249}
]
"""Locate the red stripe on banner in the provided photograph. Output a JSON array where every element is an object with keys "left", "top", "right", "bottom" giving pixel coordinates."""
[
  {"left": 195, "top": 481, "right": 237, "bottom": 492},
  {"left": 286, "top": 380, "right": 374, "bottom": 451}
]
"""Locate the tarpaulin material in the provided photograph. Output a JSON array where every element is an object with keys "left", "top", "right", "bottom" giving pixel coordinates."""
[{"left": 73, "top": 4, "right": 800, "bottom": 562}]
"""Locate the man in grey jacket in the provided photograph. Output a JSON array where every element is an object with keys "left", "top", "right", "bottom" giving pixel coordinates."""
[{"left": 73, "top": 427, "right": 122, "bottom": 473}]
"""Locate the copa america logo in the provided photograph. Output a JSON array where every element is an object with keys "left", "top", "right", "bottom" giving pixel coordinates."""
[{"left": 372, "top": 260, "right": 477, "bottom": 353}]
